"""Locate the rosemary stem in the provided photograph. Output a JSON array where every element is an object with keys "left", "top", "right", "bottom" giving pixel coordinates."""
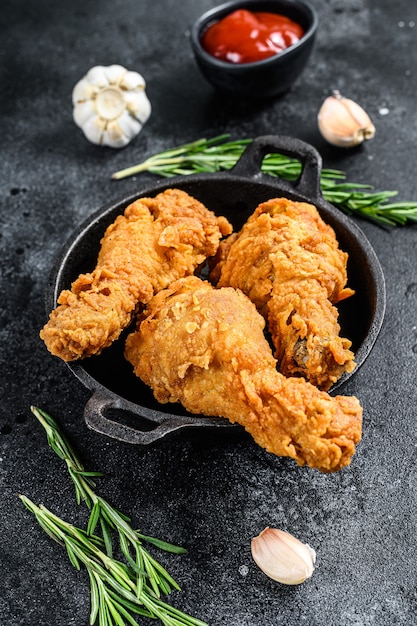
[
  {"left": 27, "top": 406, "right": 205, "bottom": 626},
  {"left": 109, "top": 134, "right": 417, "bottom": 226},
  {"left": 21, "top": 494, "right": 207, "bottom": 626}
]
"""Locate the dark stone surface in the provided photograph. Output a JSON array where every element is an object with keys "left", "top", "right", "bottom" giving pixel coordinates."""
[{"left": 1, "top": 1, "right": 417, "bottom": 624}]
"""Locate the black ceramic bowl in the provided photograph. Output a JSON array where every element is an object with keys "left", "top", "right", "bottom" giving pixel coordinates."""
[
  {"left": 190, "top": 0, "right": 318, "bottom": 98},
  {"left": 45, "top": 136, "right": 385, "bottom": 446}
]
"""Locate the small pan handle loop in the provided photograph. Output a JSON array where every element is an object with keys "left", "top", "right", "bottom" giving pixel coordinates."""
[
  {"left": 84, "top": 392, "right": 185, "bottom": 445},
  {"left": 83, "top": 391, "right": 231, "bottom": 445},
  {"left": 230, "top": 134, "right": 323, "bottom": 201}
]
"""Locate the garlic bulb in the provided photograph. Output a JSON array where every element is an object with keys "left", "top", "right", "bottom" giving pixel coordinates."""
[
  {"left": 72, "top": 64, "right": 151, "bottom": 148},
  {"left": 251, "top": 527, "right": 316, "bottom": 585},
  {"left": 318, "top": 90, "right": 375, "bottom": 148}
]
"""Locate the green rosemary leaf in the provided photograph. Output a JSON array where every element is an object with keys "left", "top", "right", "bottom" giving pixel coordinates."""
[
  {"left": 87, "top": 561, "right": 135, "bottom": 602},
  {"left": 155, "top": 576, "right": 172, "bottom": 598},
  {"left": 89, "top": 571, "right": 100, "bottom": 625},
  {"left": 48, "top": 440, "right": 67, "bottom": 461},
  {"left": 100, "top": 516, "right": 114, "bottom": 558},
  {"left": 378, "top": 202, "right": 417, "bottom": 221},
  {"left": 106, "top": 588, "right": 152, "bottom": 617},
  {"left": 31, "top": 407, "right": 81, "bottom": 468},
  {"left": 73, "top": 470, "right": 105, "bottom": 478},
  {"left": 321, "top": 181, "right": 373, "bottom": 191},
  {"left": 141, "top": 550, "right": 162, "bottom": 598},
  {"left": 20, "top": 498, "right": 65, "bottom": 548},
  {"left": 88, "top": 501, "right": 102, "bottom": 537},
  {"left": 119, "top": 533, "right": 147, "bottom": 577},
  {"left": 150, "top": 596, "right": 208, "bottom": 626},
  {"left": 65, "top": 537, "right": 81, "bottom": 571},
  {"left": 98, "top": 590, "right": 109, "bottom": 626},
  {"left": 36, "top": 513, "right": 65, "bottom": 545},
  {"left": 68, "top": 467, "right": 92, "bottom": 507},
  {"left": 106, "top": 599, "right": 142, "bottom": 625},
  {"left": 99, "top": 499, "right": 136, "bottom": 539},
  {"left": 142, "top": 549, "right": 181, "bottom": 593},
  {"left": 105, "top": 593, "right": 127, "bottom": 626},
  {"left": 117, "top": 511, "right": 132, "bottom": 523},
  {"left": 107, "top": 560, "right": 136, "bottom": 591},
  {"left": 70, "top": 525, "right": 104, "bottom": 551},
  {"left": 99, "top": 506, "right": 117, "bottom": 531},
  {"left": 118, "top": 531, "right": 134, "bottom": 563},
  {"left": 138, "top": 534, "right": 187, "bottom": 555},
  {"left": 135, "top": 546, "right": 144, "bottom": 599}
]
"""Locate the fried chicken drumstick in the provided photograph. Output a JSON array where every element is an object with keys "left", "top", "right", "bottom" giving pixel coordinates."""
[
  {"left": 125, "top": 276, "right": 362, "bottom": 473},
  {"left": 212, "top": 197, "right": 356, "bottom": 391},
  {"left": 40, "top": 189, "right": 231, "bottom": 361}
]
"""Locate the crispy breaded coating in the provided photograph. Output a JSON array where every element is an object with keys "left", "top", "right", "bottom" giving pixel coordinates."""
[
  {"left": 40, "top": 189, "right": 232, "bottom": 361},
  {"left": 213, "top": 198, "right": 356, "bottom": 390},
  {"left": 124, "top": 276, "right": 362, "bottom": 472}
]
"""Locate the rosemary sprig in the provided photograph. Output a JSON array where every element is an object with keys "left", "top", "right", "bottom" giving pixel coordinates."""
[
  {"left": 111, "top": 135, "right": 417, "bottom": 227},
  {"left": 23, "top": 406, "right": 206, "bottom": 626},
  {"left": 19, "top": 496, "right": 207, "bottom": 626}
]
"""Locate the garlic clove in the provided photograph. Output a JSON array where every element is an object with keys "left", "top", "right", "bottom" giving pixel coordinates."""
[
  {"left": 318, "top": 91, "right": 376, "bottom": 148},
  {"left": 72, "top": 78, "right": 95, "bottom": 104},
  {"left": 251, "top": 527, "right": 316, "bottom": 585},
  {"left": 104, "top": 64, "right": 127, "bottom": 84},
  {"left": 82, "top": 115, "right": 108, "bottom": 146},
  {"left": 121, "top": 70, "right": 146, "bottom": 91},
  {"left": 85, "top": 65, "right": 109, "bottom": 89},
  {"left": 124, "top": 90, "right": 152, "bottom": 122},
  {"left": 72, "top": 99, "right": 97, "bottom": 128},
  {"left": 113, "top": 111, "right": 142, "bottom": 141},
  {"left": 103, "top": 120, "right": 132, "bottom": 149}
]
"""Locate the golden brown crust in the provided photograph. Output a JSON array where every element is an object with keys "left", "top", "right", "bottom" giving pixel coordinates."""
[
  {"left": 125, "top": 276, "right": 362, "bottom": 473},
  {"left": 212, "top": 197, "right": 356, "bottom": 390},
  {"left": 40, "top": 189, "right": 232, "bottom": 361}
]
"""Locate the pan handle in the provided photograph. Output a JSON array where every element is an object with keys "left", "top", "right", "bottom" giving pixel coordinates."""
[
  {"left": 83, "top": 392, "right": 231, "bottom": 445},
  {"left": 230, "top": 134, "right": 323, "bottom": 200},
  {"left": 84, "top": 392, "right": 190, "bottom": 445}
]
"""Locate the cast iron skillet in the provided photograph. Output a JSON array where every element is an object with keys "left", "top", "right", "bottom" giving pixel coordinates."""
[{"left": 45, "top": 135, "right": 386, "bottom": 445}]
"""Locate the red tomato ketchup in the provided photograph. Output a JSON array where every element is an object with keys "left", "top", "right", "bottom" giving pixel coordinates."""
[{"left": 201, "top": 9, "right": 304, "bottom": 64}]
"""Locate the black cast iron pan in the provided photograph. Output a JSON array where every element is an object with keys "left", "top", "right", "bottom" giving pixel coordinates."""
[{"left": 45, "top": 135, "right": 386, "bottom": 445}]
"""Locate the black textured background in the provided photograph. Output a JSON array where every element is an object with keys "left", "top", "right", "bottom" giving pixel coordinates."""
[{"left": 1, "top": 1, "right": 417, "bottom": 624}]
